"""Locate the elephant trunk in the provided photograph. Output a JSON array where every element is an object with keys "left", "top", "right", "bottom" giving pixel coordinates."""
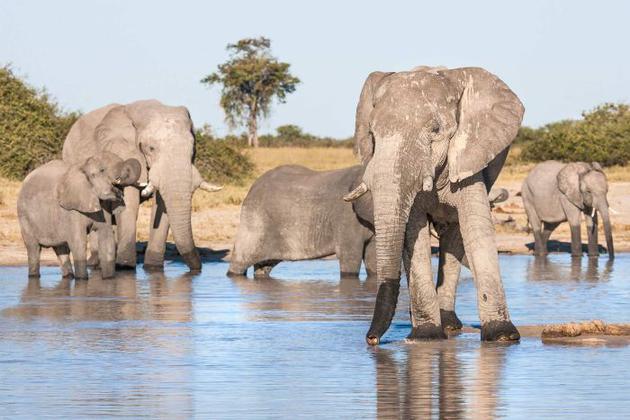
[
  {"left": 365, "top": 139, "right": 430, "bottom": 345},
  {"left": 599, "top": 203, "right": 614, "bottom": 259},
  {"left": 158, "top": 159, "right": 201, "bottom": 271}
]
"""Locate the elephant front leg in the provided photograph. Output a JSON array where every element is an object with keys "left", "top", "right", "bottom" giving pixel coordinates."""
[
  {"left": 435, "top": 223, "right": 464, "bottom": 331},
  {"left": 403, "top": 212, "right": 445, "bottom": 340},
  {"left": 586, "top": 212, "right": 599, "bottom": 257},
  {"left": 457, "top": 179, "right": 519, "bottom": 342},
  {"left": 144, "top": 192, "right": 169, "bottom": 270},
  {"left": 95, "top": 213, "right": 116, "bottom": 279},
  {"left": 115, "top": 186, "right": 140, "bottom": 269}
]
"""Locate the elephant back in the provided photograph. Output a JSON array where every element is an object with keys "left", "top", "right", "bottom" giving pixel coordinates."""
[{"left": 62, "top": 103, "right": 120, "bottom": 164}]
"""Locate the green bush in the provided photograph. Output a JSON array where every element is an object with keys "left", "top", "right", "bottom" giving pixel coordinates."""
[
  {"left": 194, "top": 129, "right": 254, "bottom": 185},
  {"left": 0, "top": 65, "right": 79, "bottom": 180},
  {"left": 521, "top": 104, "right": 630, "bottom": 166},
  {"left": 218, "top": 124, "right": 353, "bottom": 148}
]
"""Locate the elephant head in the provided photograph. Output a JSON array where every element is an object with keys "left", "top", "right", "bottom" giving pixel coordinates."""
[
  {"left": 557, "top": 162, "right": 614, "bottom": 257},
  {"left": 345, "top": 67, "right": 524, "bottom": 343},
  {"left": 58, "top": 152, "right": 141, "bottom": 213}
]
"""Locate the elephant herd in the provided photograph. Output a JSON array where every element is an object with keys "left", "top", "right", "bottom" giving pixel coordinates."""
[{"left": 17, "top": 66, "right": 615, "bottom": 346}]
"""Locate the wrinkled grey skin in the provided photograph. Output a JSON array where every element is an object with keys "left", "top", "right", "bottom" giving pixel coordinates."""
[
  {"left": 228, "top": 165, "right": 376, "bottom": 278},
  {"left": 347, "top": 66, "right": 524, "bottom": 344},
  {"left": 18, "top": 152, "right": 141, "bottom": 279},
  {"left": 521, "top": 160, "right": 614, "bottom": 258},
  {"left": 62, "top": 99, "right": 220, "bottom": 272}
]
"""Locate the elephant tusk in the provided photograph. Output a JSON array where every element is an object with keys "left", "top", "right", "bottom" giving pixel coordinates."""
[
  {"left": 343, "top": 182, "right": 368, "bottom": 202},
  {"left": 591, "top": 207, "right": 596, "bottom": 218},
  {"left": 113, "top": 177, "right": 122, "bottom": 185},
  {"left": 199, "top": 181, "right": 223, "bottom": 192},
  {"left": 422, "top": 175, "right": 434, "bottom": 192},
  {"left": 136, "top": 182, "right": 148, "bottom": 188},
  {"left": 141, "top": 182, "right": 156, "bottom": 198}
]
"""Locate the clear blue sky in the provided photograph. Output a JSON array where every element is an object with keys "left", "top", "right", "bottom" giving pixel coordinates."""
[{"left": 1, "top": 0, "right": 629, "bottom": 137}]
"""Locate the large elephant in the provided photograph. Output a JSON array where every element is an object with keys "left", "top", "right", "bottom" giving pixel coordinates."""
[
  {"left": 344, "top": 66, "right": 524, "bottom": 344},
  {"left": 17, "top": 152, "right": 141, "bottom": 279},
  {"left": 228, "top": 164, "right": 376, "bottom": 278},
  {"left": 521, "top": 160, "right": 614, "bottom": 258},
  {"left": 62, "top": 100, "right": 221, "bottom": 272}
]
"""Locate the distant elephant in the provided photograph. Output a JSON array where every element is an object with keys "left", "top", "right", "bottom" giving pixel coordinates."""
[
  {"left": 344, "top": 66, "right": 524, "bottom": 344},
  {"left": 228, "top": 165, "right": 376, "bottom": 278},
  {"left": 62, "top": 100, "right": 221, "bottom": 272},
  {"left": 521, "top": 160, "right": 614, "bottom": 258},
  {"left": 17, "top": 152, "right": 141, "bottom": 279}
]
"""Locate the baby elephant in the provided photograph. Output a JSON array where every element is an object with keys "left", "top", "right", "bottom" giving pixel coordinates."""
[
  {"left": 521, "top": 160, "right": 614, "bottom": 258},
  {"left": 18, "top": 152, "right": 141, "bottom": 279},
  {"left": 228, "top": 165, "right": 375, "bottom": 278}
]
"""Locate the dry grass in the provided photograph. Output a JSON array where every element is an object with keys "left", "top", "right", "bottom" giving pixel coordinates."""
[{"left": 542, "top": 320, "right": 630, "bottom": 338}]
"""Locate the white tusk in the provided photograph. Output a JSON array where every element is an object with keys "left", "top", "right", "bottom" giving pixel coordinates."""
[
  {"left": 591, "top": 207, "right": 596, "bottom": 218},
  {"left": 199, "top": 181, "right": 223, "bottom": 192},
  {"left": 422, "top": 175, "right": 434, "bottom": 192},
  {"left": 141, "top": 182, "right": 156, "bottom": 198},
  {"left": 113, "top": 177, "right": 122, "bottom": 185},
  {"left": 136, "top": 182, "right": 148, "bottom": 188},
  {"left": 343, "top": 182, "right": 368, "bottom": 202},
  {"left": 609, "top": 207, "right": 619, "bottom": 215}
]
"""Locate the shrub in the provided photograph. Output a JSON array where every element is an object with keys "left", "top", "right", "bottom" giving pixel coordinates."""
[
  {"left": 521, "top": 103, "right": 630, "bottom": 166},
  {"left": 218, "top": 124, "right": 353, "bottom": 148},
  {"left": 194, "top": 128, "right": 254, "bottom": 185},
  {"left": 0, "top": 65, "right": 79, "bottom": 180}
]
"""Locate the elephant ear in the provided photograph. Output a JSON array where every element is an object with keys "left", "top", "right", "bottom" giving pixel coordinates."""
[
  {"left": 591, "top": 162, "right": 604, "bottom": 172},
  {"left": 442, "top": 68, "right": 525, "bottom": 183},
  {"left": 57, "top": 164, "right": 101, "bottom": 213},
  {"left": 557, "top": 163, "right": 591, "bottom": 209},
  {"left": 354, "top": 71, "right": 393, "bottom": 164}
]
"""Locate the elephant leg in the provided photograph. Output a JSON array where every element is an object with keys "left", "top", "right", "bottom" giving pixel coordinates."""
[
  {"left": 457, "top": 178, "right": 519, "bottom": 342},
  {"left": 53, "top": 244, "right": 74, "bottom": 278},
  {"left": 541, "top": 221, "right": 559, "bottom": 253},
  {"left": 569, "top": 223, "right": 582, "bottom": 257},
  {"left": 403, "top": 211, "right": 445, "bottom": 340},
  {"left": 253, "top": 260, "right": 280, "bottom": 278},
  {"left": 523, "top": 198, "right": 545, "bottom": 256},
  {"left": 585, "top": 212, "right": 599, "bottom": 257},
  {"left": 363, "top": 238, "right": 377, "bottom": 278},
  {"left": 87, "top": 231, "right": 100, "bottom": 268},
  {"left": 115, "top": 186, "right": 140, "bottom": 269},
  {"left": 144, "top": 192, "right": 169, "bottom": 270},
  {"left": 435, "top": 223, "right": 464, "bottom": 331},
  {"left": 338, "top": 240, "right": 364, "bottom": 278},
  {"left": 95, "top": 219, "right": 116, "bottom": 279},
  {"left": 68, "top": 234, "right": 89, "bottom": 280},
  {"left": 26, "top": 242, "right": 41, "bottom": 278}
]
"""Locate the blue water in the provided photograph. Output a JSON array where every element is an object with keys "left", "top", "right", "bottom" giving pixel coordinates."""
[{"left": 0, "top": 254, "right": 629, "bottom": 418}]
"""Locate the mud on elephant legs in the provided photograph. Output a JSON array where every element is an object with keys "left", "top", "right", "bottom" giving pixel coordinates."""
[
  {"left": 403, "top": 213, "right": 446, "bottom": 340},
  {"left": 53, "top": 244, "right": 74, "bottom": 278}
]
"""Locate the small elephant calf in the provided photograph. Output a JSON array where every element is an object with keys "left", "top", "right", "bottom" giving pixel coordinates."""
[
  {"left": 18, "top": 152, "right": 141, "bottom": 279},
  {"left": 228, "top": 165, "right": 375, "bottom": 278}
]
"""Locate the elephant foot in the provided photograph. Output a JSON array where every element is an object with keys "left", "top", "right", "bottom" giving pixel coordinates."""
[
  {"left": 407, "top": 323, "right": 447, "bottom": 341},
  {"left": 74, "top": 260, "right": 88, "bottom": 280},
  {"left": 116, "top": 252, "right": 137, "bottom": 270},
  {"left": 181, "top": 250, "right": 202, "bottom": 272},
  {"left": 27, "top": 272, "right": 40, "bottom": 279},
  {"left": 61, "top": 271, "right": 74, "bottom": 279},
  {"left": 100, "top": 260, "right": 116, "bottom": 279},
  {"left": 143, "top": 250, "right": 164, "bottom": 268},
  {"left": 340, "top": 271, "right": 360, "bottom": 279},
  {"left": 440, "top": 309, "right": 463, "bottom": 331},
  {"left": 481, "top": 320, "right": 520, "bottom": 342},
  {"left": 365, "top": 281, "right": 400, "bottom": 346}
]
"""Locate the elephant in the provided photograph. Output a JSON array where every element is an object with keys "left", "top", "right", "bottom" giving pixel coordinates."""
[
  {"left": 344, "top": 66, "right": 524, "bottom": 344},
  {"left": 521, "top": 160, "right": 614, "bottom": 258},
  {"left": 62, "top": 99, "right": 221, "bottom": 272},
  {"left": 17, "top": 152, "right": 141, "bottom": 279},
  {"left": 228, "top": 164, "right": 376, "bottom": 278}
]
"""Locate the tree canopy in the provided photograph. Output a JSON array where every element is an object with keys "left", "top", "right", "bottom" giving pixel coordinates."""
[{"left": 201, "top": 37, "right": 300, "bottom": 147}]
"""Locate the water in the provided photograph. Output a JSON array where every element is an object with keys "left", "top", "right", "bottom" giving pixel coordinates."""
[{"left": 0, "top": 255, "right": 629, "bottom": 418}]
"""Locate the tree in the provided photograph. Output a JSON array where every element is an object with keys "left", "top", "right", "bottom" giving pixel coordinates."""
[{"left": 201, "top": 37, "right": 300, "bottom": 147}]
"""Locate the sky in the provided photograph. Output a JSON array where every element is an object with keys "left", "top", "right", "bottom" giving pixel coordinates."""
[{"left": 1, "top": 0, "right": 629, "bottom": 138}]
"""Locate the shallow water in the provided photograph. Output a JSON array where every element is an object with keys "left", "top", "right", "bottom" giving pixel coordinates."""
[{"left": 0, "top": 254, "right": 629, "bottom": 418}]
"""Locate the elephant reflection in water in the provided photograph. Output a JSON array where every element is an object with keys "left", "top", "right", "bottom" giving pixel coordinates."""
[
  {"left": 527, "top": 256, "right": 613, "bottom": 283},
  {"left": 374, "top": 343, "right": 505, "bottom": 419},
  {"left": 10, "top": 271, "right": 194, "bottom": 323},
  {"left": 229, "top": 274, "right": 378, "bottom": 321}
]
